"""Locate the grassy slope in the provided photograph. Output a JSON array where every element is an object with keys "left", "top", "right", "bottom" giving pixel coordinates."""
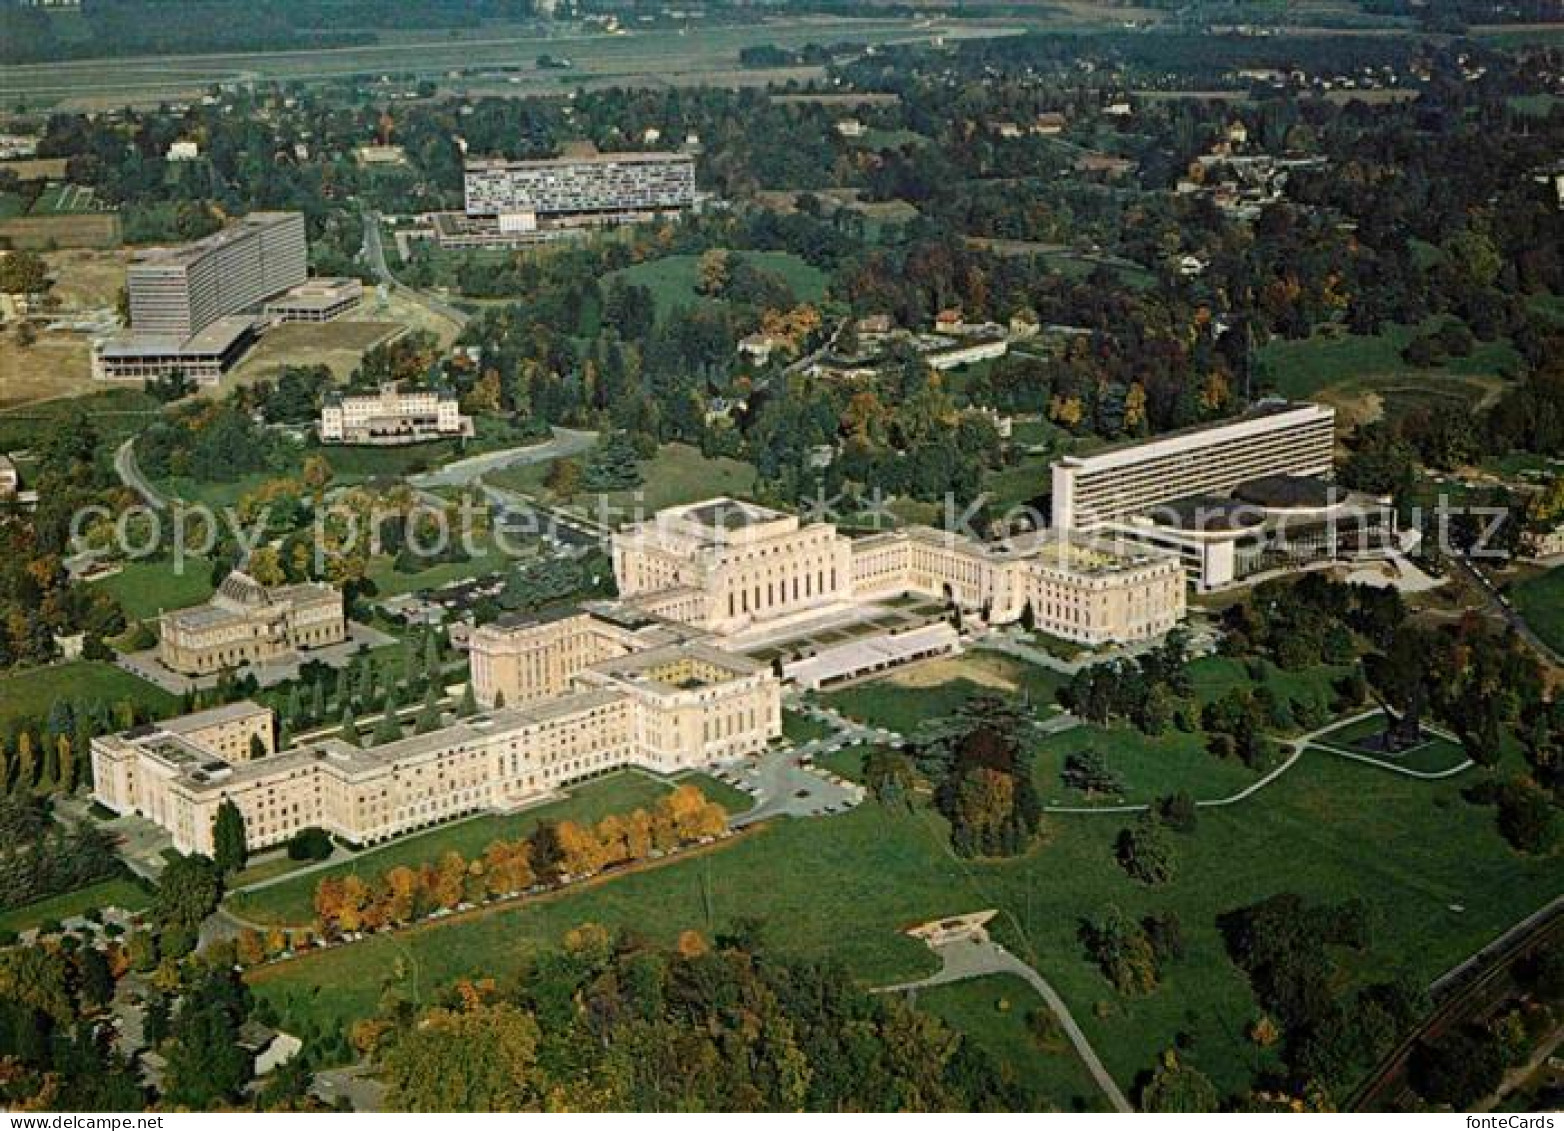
[
  {"left": 1257, "top": 322, "right": 1520, "bottom": 402},
  {"left": 1512, "top": 566, "right": 1564, "bottom": 656},
  {"left": 822, "top": 653, "right": 1067, "bottom": 735},
  {"left": 0, "top": 877, "right": 151, "bottom": 934},
  {"left": 488, "top": 442, "right": 758, "bottom": 524},
  {"left": 248, "top": 750, "right": 1562, "bottom": 1100},
  {"left": 914, "top": 973, "right": 1110, "bottom": 1112},
  {"left": 90, "top": 558, "right": 216, "bottom": 621},
  {"left": 0, "top": 661, "right": 175, "bottom": 730},
  {"left": 605, "top": 251, "right": 829, "bottom": 323}
]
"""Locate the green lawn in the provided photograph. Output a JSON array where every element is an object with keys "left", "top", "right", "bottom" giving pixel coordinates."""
[
  {"left": 604, "top": 251, "right": 829, "bottom": 323},
  {"left": 28, "top": 182, "right": 103, "bottom": 215},
  {"left": 823, "top": 652, "right": 1066, "bottom": 735},
  {"left": 983, "top": 451, "right": 1053, "bottom": 512},
  {"left": 0, "top": 877, "right": 151, "bottom": 934},
  {"left": 248, "top": 749, "right": 1563, "bottom": 1100},
  {"left": 229, "top": 769, "right": 741, "bottom": 927},
  {"left": 231, "top": 854, "right": 319, "bottom": 890},
  {"left": 1034, "top": 724, "right": 1264, "bottom": 808},
  {"left": 811, "top": 743, "right": 872, "bottom": 783},
  {"left": 89, "top": 558, "right": 216, "bottom": 621},
  {"left": 1185, "top": 655, "right": 1353, "bottom": 715},
  {"left": 364, "top": 540, "right": 529, "bottom": 599},
  {"left": 913, "top": 974, "right": 1111, "bottom": 1112},
  {"left": 1256, "top": 322, "right": 1521, "bottom": 402},
  {"left": 673, "top": 771, "right": 755, "bottom": 817},
  {"left": 1513, "top": 566, "right": 1564, "bottom": 656},
  {"left": 0, "top": 661, "right": 176, "bottom": 730},
  {"left": 489, "top": 442, "right": 759, "bottom": 524},
  {"left": 783, "top": 709, "right": 834, "bottom": 745},
  {"left": 0, "top": 388, "right": 161, "bottom": 451}
]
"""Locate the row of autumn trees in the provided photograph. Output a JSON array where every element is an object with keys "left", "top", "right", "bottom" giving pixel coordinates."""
[{"left": 312, "top": 786, "right": 729, "bottom": 938}]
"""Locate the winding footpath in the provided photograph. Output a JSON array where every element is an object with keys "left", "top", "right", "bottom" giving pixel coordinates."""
[
  {"left": 877, "top": 930, "right": 1133, "bottom": 1113},
  {"left": 113, "top": 437, "right": 168, "bottom": 511},
  {"left": 1039, "top": 708, "right": 1471, "bottom": 816}
]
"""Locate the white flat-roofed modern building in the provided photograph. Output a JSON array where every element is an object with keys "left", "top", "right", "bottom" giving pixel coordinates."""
[
  {"left": 263, "top": 277, "right": 363, "bottom": 323},
  {"left": 1050, "top": 402, "right": 1336, "bottom": 530},
  {"left": 464, "top": 151, "right": 696, "bottom": 221},
  {"left": 127, "top": 211, "right": 307, "bottom": 339},
  {"left": 1045, "top": 402, "right": 1397, "bottom": 589},
  {"left": 95, "top": 211, "right": 310, "bottom": 385}
]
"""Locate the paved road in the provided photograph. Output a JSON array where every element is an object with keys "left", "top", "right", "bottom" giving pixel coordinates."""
[
  {"left": 878, "top": 930, "right": 1133, "bottom": 1112},
  {"left": 312, "top": 1060, "right": 385, "bottom": 1112},
  {"left": 360, "top": 210, "right": 471, "bottom": 329},
  {"left": 1456, "top": 552, "right": 1563, "bottom": 667},
  {"left": 407, "top": 425, "right": 596, "bottom": 489},
  {"left": 114, "top": 437, "right": 168, "bottom": 511}
]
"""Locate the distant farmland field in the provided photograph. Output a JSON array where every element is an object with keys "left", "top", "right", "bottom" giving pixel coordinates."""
[
  {"left": 0, "top": 18, "right": 1028, "bottom": 108},
  {"left": 0, "top": 212, "right": 121, "bottom": 250}
]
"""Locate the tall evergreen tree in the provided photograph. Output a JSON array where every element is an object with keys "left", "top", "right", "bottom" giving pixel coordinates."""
[{"left": 212, "top": 800, "right": 248, "bottom": 875}]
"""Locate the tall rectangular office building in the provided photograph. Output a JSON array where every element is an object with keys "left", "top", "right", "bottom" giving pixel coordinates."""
[
  {"left": 127, "top": 212, "right": 308, "bottom": 339},
  {"left": 1051, "top": 403, "right": 1337, "bottom": 529},
  {"left": 464, "top": 152, "right": 696, "bottom": 219}
]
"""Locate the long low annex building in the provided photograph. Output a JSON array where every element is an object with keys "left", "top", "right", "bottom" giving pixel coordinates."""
[{"left": 96, "top": 610, "right": 782, "bottom": 856}]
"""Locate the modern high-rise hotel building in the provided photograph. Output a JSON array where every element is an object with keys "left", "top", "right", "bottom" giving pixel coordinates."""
[
  {"left": 1050, "top": 402, "right": 1337, "bottom": 530},
  {"left": 1048, "top": 402, "right": 1393, "bottom": 589},
  {"left": 93, "top": 212, "right": 311, "bottom": 384}
]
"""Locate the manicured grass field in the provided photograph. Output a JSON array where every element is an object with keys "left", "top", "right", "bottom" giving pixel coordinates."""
[
  {"left": 1512, "top": 566, "right": 1564, "bottom": 657},
  {"left": 1185, "top": 655, "right": 1354, "bottom": 716},
  {"left": 1313, "top": 716, "right": 1470, "bottom": 779},
  {"left": 0, "top": 661, "right": 176, "bottom": 730},
  {"left": 604, "top": 251, "right": 829, "bottom": 323},
  {"left": 229, "top": 769, "right": 745, "bottom": 927},
  {"left": 0, "top": 876, "right": 151, "bottom": 934},
  {"left": 248, "top": 749, "right": 1562, "bottom": 1100},
  {"left": 364, "top": 541, "right": 526, "bottom": 599},
  {"left": 823, "top": 652, "right": 1066, "bottom": 735},
  {"left": 0, "top": 388, "right": 160, "bottom": 449},
  {"left": 489, "top": 442, "right": 759, "bottom": 525},
  {"left": 811, "top": 743, "right": 872, "bottom": 783},
  {"left": 913, "top": 974, "right": 1111, "bottom": 1112},
  {"left": 89, "top": 558, "right": 216, "bottom": 621},
  {"left": 1256, "top": 322, "right": 1520, "bottom": 402},
  {"left": 782, "top": 709, "right": 834, "bottom": 745},
  {"left": 231, "top": 854, "right": 318, "bottom": 891},
  {"left": 983, "top": 451, "right": 1053, "bottom": 513},
  {"left": 1033, "top": 724, "right": 1263, "bottom": 807},
  {"left": 28, "top": 182, "right": 104, "bottom": 215}
]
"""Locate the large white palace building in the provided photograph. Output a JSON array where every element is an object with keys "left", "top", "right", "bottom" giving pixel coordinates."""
[
  {"left": 612, "top": 498, "right": 1185, "bottom": 646},
  {"left": 96, "top": 603, "right": 780, "bottom": 856},
  {"left": 99, "top": 496, "right": 1191, "bottom": 856}
]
